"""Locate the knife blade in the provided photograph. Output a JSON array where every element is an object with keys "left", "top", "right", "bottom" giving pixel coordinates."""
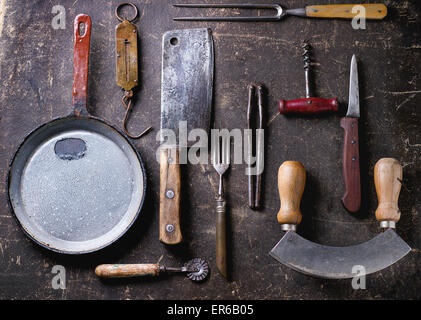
[
  {"left": 340, "top": 54, "right": 361, "bottom": 212},
  {"left": 159, "top": 28, "right": 214, "bottom": 244}
]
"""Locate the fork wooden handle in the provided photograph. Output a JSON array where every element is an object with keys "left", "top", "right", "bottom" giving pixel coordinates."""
[
  {"left": 216, "top": 196, "right": 227, "bottom": 278},
  {"left": 305, "top": 4, "right": 387, "bottom": 20}
]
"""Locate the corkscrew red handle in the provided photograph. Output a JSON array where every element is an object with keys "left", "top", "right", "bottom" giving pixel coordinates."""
[{"left": 279, "top": 97, "right": 338, "bottom": 114}]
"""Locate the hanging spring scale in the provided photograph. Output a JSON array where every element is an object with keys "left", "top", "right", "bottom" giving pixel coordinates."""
[{"left": 115, "top": 3, "right": 152, "bottom": 139}]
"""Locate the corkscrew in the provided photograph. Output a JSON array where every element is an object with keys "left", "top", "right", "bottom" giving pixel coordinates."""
[{"left": 278, "top": 42, "right": 338, "bottom": 115}]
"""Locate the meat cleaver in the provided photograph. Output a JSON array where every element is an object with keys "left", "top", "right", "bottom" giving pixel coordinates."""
[{"left": 160, "top": 28, "right": 214, "bottom": 244}]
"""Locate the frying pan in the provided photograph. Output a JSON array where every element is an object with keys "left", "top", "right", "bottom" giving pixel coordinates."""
[{"left": 7, "top": 14, "right": 146, "bottom": 254}]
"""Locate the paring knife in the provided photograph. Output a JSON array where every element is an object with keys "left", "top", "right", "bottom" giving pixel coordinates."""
[
  {"left": 159, "top": 28, "right": 214, "bottom": 244},
  {"left": 341, "top": 55, "right": 361, "bottom": 213}
]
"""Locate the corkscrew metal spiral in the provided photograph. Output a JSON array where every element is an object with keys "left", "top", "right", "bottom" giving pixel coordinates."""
[{"left": 302, "top": 42, "right": 312, "bottom": 98}]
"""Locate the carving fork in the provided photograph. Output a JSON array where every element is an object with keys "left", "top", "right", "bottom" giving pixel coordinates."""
[{"left": 212, "top": 134, "right": 230, "bottom": 278}]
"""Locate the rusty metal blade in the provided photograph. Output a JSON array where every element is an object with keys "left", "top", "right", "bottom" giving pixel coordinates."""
[
  {"left": 269, "top": 229, "right": 410, "bottom": 279},
  {"left": 347, "top": 54, "right": 360, "bottom": 118},
  {"left": 161, "top": 28, "right": 214, "bottom": 147}
]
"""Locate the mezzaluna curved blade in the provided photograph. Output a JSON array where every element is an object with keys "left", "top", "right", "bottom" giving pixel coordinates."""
[{"left": 269, "top": 229, "right": 410, "bottom": 279}]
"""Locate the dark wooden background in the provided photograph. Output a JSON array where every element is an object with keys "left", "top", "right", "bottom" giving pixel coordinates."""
[{"left": 0, "top": 0, "right": 420, "bottom": 299}]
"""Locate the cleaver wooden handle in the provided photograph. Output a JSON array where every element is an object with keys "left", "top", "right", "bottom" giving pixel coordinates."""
[
  {"left": 277, "top": 161, "right": 306, "bottom": 226},
  {"left": 374, "top": 158, "right": 402, "bottom": 223},
  {"left": 159, "top": 148, "right": 182, "bottom": 244}
]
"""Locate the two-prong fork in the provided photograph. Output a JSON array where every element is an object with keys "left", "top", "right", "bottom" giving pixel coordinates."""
[{"left": 212, "top": 136, "right": 230, "bottom": 278}]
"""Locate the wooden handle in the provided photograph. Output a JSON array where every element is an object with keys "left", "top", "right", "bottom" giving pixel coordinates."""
[
  {"left": 216, "top": 197, "right": 227, "bottom": 278},
  {"left": 306, "top": 4, "right": 387, "bottom": 20},
  {"left": 279, "top": 98, "right": 338, "bottom": 115},
  {"left": 341, "top": 117, "right": 361, "bottom": 212},
  {"left": 159, "top": 148, "right": 182, "bottom": 244},
  {"left": 374, "top": 158, "right": 402, "bottom": 223},
  {"left": 95, "top": 264, "right": 160, "bottom": 278},
  {"left": 72, "top": 14, "right": 91, "bottom": 116},
  {"left": 277, "top": 161, "right": 306, "bottom": 225}
]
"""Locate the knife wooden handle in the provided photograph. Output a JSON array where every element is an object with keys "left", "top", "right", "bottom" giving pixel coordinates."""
[
  {"left": 341, "top": 117, "right": 361, "bottom": 212},
  {"left": 277, "top": 161, "right": 306, "bottom": 226},
  {"left": 305, "top": 4, "right": 387, "bottom": 20},
  {"left": 95, "top": 264, "right": 160, "bottom": 278},
  {"left": 374, "top": 158, "right": 402, "bottom": 223},
  {"left": 159, "top": 148, "right": 182, "bottom": 244},
  {"left": 279, "top": 97, "right": 338, "bottom": 115}
]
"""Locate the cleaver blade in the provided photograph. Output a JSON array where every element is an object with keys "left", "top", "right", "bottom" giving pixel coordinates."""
[{"left": 161, "top": 28, "right": 214, "bottom": 147}]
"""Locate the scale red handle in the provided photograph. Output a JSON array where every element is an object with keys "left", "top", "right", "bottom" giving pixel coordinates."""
[
  {"left": 279, "top": 97, "right": 338, "bottom": 114},
  {"left": 72, "top": 14, "right": 92, "bottom": 116}
]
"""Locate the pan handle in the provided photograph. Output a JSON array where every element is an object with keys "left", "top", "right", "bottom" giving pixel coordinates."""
[{"left": 72, "top": 14, "right": 92, "bottom": 117}]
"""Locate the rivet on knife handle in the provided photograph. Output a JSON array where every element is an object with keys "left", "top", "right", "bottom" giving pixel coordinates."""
[{"left": 115, "top": 2, "right": 152, "bottom": 139}]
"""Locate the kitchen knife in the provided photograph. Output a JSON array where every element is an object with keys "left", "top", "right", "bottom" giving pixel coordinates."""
[
  {"left": 341, "top": 55, "right": 361, "bottom": 213},
  {"left": 160, "top": 28, "right": 214, "bottom": 244}
]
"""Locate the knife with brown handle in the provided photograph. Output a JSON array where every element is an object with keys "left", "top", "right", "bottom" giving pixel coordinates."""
[{"left": 341, "top": 55, "right": 361, "bottom": 213}]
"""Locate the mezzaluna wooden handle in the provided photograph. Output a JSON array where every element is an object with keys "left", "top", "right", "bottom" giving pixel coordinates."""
[
  {"left": 374, "top": 158, "right": 402, "bottom": 223},
  {"left": 159, "top": 148, "right": 182, "bottom": 244},
  {"left": 95, "top": 264, "right": 160, "bottom": 278},
  {"left": 341, "top": 117, "right": 361, "bottom": 212},
  {"left": 72, "top": 14, "right": 91, "bottom": 116},
  {"left": 305, "top": 4, "right": 387, "bottom": 20},
  {"left": 277, "top": 161, "right": 306, "bottom": 226}
]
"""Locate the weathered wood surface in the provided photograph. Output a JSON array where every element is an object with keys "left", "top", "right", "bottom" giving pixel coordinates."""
[{"left": 0, "top": 0, "right": 420, "bottom": 299}]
